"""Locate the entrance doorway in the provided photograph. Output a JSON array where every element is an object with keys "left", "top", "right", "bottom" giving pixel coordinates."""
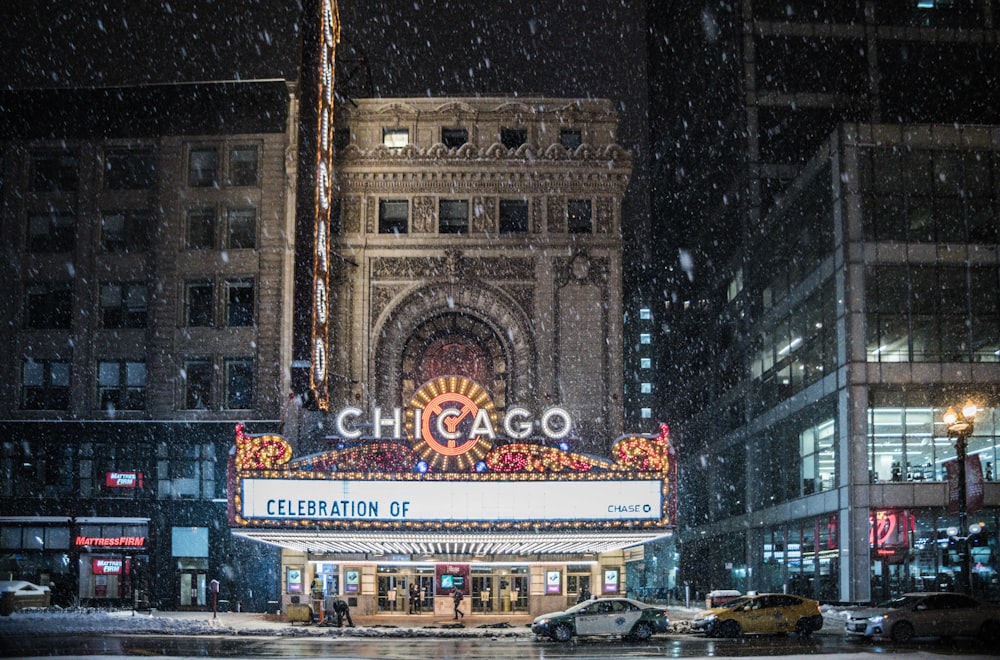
[
  {"left": 179, "top": 571, "right": 206, "bottom": 609},
  {"left": 376, "top": 565, "right": 433, "bottom": 613},
  {"left": 471, "top": 567, "right": 528, "bottom": 612}
]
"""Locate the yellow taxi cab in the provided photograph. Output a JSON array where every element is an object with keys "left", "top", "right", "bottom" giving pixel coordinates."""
[{"left": 691, "top": 592, "right": 823, "bottom": 637}]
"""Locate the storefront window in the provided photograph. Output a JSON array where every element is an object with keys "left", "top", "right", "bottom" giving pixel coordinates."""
[{"left": 868, "top": 405, "right": 999, "bottom": 484}]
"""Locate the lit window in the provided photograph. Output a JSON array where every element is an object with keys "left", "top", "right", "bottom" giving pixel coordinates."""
[
  {"left": 640, "top": 383, "right": 652, "bottom": 394},
  {"left": 383, "top": 128, "right": 409, "bottom": 149},
  {"left": 439, "top": 199, "right": 469, "bottom": 234},
  {"left": 640, "top": 408, "right": 652, "bottom": 419},
  {"left": 639, "top": 308, "right": 652, "bottom": 320},
  {"left": 188, "top": 147, "right": 218, "bottom": 187},
  {"left": 640, "top": 358, "right": 651, "bottom": 369},
  {"left": 640, "top": 333, "right": 651, "bottom": 345}
]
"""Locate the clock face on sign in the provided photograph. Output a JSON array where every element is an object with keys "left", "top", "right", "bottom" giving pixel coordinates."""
[{"left": 405, "top": 377, "right": 497, "bottom": 471}]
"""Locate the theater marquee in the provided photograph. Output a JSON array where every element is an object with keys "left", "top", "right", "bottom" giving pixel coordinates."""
[{"left": 229, "top": 377, "right": 676, "bottom": 534}]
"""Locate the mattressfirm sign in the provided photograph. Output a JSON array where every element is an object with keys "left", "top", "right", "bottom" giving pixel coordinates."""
[{"left": 240, "top": 478, "right": 663, "bottom": 523}]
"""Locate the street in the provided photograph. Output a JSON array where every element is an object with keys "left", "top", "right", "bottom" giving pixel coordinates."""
[{"left": 3, "top": 631, "right": 998, "bottom": 658}]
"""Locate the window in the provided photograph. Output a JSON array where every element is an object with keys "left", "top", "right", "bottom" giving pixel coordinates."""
[
  {"left": 639, "top": 308, "right": 652, "bottom": 320},
  {"left": 500, "top": 128, "right": 527, "bottom": 150},
  {"left": 441, "top": 128, "right": 468, "bottom": 149},
  {"left": 185, "top": 281, "right": 214, "bottom": 327},
  {"left": 382, "top": 128, "right": 409, "bottom": 149},
  {"left": 30, "top": 152, "right": 78, "bottom": 192},
  {"left": 21, "top": 359, "right": 70, "bottom": 410},
  {"left": 800, "top": 418, "right": 835, "bottom": 495},
  {"left": 439, "top": 199, "right": 469, "bottom": 234},
  {"left": 228, "top": 145, "right": 258, "bottom": 186},
  {"left": 100, "top": 283, "right": 148, "bottom": 329},
  {"left": 188, "top": 147, "right": 218, "bottom": 187},
  {"left": 560, "top": 129, "right": 582, "bottom": 149},
  {"left": 640, "top": 358, "right": 652, "bottom": 369},
  {"left": 225, "top": 358, "right": 254, "bottom": 409},
  {"left": 640, "top": 383, "right": 652, "bottom": 394},
  {"left": 379, "top": 199, "right": 409, "bottom": 234},
  {"left": 103, "top": 149, "right": 155, "bottom": 190},
  {"left": 25, "top": 283, "right": 72, "bottom": 329},
  {"left": 186, "top": 207, "right": 215, "bottom": 249},
  {"left": 225, "top": 279, "right": 255, "bottom": 326},
  {"left": 226, "top": 207, "right": 256, "bottom": 249},
  {"left": 28, "top": 211, "right": 75, "bottom": 252},
  {"left": 98, "top": 360, "right": 146, "bottom": 411},
  {"left": 640, "top": 333, "right": 651, "bottom": 344},
  {"left": 567, "top": 199, "right": 592, "bottom": 233},
  {"left": 182, "top": 359, "right": 212, "bottom": 409},
  {"left": 640, "top": 407, "right": 652, "bottom": 419},
  {"left": 101, "top": 210, "right": 150, "bottom": 253},
  {"left": 499, "top": 200, "right": 529, "bottom": 233}
]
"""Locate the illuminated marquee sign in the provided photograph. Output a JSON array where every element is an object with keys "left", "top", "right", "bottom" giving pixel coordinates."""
[
  {"left": 230, "top": 379, "right": 676, "bottom": 532},
  {"left": 239, "top": 477, "right": 663, "bottom": 524}
]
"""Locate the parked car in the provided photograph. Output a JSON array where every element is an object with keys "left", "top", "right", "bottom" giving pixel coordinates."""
[
  {"left": 531, "top": 597, "right": 670, "bottom": 642},
  {"left": 0, "top": 581, "right": 51, "bottom": 615},
  {"left": 692, "top": 592, "right": 823, "bottom": 637},
  {"left": 845, "top": 592, "right": 1000, "bottom": 643}
]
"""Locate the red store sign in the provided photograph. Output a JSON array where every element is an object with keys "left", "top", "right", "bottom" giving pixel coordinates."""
[
  {"left": 75, "top": 536, "right": 146, "bottom": 548},
  {"left": 105, "top": 471, "right": 143, "bottom": 488},
  {"left": 92, "top": 558, "right": 125, "bottom": 575}
]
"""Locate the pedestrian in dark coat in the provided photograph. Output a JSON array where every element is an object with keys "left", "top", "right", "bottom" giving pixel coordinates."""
[{"left": 451, "top": 586, "right": 464, "bottom": 620}]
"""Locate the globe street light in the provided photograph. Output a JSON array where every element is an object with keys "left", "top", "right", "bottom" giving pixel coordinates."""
[{"left": 942, "top": 401, "right": 978, "bottom": 594}]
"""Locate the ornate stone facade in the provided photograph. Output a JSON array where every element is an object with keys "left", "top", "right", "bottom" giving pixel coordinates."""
[{"left": 331, "top": 97, "right": 632, "bottom": 451}]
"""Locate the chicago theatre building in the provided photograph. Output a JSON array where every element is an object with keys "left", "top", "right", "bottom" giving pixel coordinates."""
[{"left": 229, "top": 96, "right": 676, "bottom": 616}]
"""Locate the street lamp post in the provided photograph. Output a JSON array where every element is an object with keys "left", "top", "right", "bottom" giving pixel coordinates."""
[{"left": 942, "top": 401, "right": 978, "bottom": 594}]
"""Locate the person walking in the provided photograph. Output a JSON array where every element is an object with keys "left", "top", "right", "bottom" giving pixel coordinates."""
[
  {"left": 409, "top": 582, "right": 421, "bottom": 614},
  {"left": 451, "top": 586, "right": 464, "bottom": 620}
]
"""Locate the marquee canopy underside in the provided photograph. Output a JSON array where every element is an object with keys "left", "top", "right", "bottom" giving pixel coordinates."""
[{"left": 232, "top": 529, "right": 673, "bottom": 556}]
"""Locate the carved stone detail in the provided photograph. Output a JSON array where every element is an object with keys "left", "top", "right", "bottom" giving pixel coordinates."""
[
  {"left": 472, "top": 196, "right": 495, "bottom": 233},
  {"left": 547, "top": 196, "right": 566, "bottom": 233},
  {"left": 411, "top": 196, "right": 436, "bottom": 233},
  {"left": 596, "top": 197, "right": 614, "bottom": 234},
  {"left": 370, "top": 284, "right": 397, "bottom": 320},
  {"left": 341, "top": 196, "right": 362, "bottom": 233}
]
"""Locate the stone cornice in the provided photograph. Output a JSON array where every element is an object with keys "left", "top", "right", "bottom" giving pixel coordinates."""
[{"left": 336, "top": 141, "right": 632, "bottom": 165}]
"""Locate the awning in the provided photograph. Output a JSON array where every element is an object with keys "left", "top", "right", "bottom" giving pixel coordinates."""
[{"left": 231, "top": 529, "right": 672, "bottom": 556}]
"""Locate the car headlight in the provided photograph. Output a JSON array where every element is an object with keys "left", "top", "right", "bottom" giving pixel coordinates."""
[
  {"left": 702, "top": 614, "right": 716, "bottom": 623},
  {"left": 868, "top": 615, "right": 884, "bottom": 625},
  {"left": 536, "top": 618, "right": 550, "bottom": 625}
]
